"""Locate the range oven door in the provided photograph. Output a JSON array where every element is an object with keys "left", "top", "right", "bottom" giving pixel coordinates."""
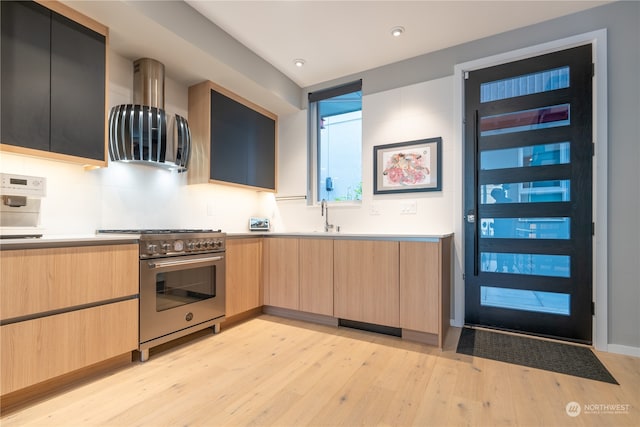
[{"left": 139, "top": 252, "right": 226, "bottom": 344}]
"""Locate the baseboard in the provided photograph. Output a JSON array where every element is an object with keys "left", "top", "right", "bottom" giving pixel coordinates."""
[
  {"left": 606, "top": 344, "right": 640, "bottom": 357},
  {"left": 262, "top": 306, "right": 339, "bottom": 327},
  {"left": 402, "top": 329, "right": 439, "bottom": 347},
  {"left": 221, "top": 307, "right": 263, "bottom": 330}
]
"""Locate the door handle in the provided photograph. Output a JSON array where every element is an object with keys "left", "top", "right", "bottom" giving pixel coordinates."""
[{"left": 468, "top": 207, "right": 479, "bottom": 275}]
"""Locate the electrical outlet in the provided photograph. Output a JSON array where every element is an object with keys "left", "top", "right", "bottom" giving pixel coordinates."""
[
  {"left": 369, "top": 203, "right": 380, "bottom": 215},
  {"left": 400, "top": 200, "right": 417, "bottom": 214}
]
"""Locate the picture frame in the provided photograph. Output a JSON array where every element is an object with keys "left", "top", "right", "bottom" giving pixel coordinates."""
[{"left": 373, "top": 137, "right": 442, "bottom": 194}]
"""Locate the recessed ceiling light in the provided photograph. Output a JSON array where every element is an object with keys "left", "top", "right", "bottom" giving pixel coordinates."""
[
  {"left": 294, "top": 58, "right": 305, "bottom": 68},
  {"left": 391, "top": 26, "right": 405, "bottom": 37}
]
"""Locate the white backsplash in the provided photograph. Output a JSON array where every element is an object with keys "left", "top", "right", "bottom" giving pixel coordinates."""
[{"left": 0, "top": 152, "right": 266, "bottom": 235}]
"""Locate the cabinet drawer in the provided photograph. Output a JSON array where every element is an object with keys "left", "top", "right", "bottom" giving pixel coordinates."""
[
  {"left": 1, "top": 299, "right": 138, "bottom": 395},
  {"left": 0, "top": 244, "right": 138, "bottom": 320}
]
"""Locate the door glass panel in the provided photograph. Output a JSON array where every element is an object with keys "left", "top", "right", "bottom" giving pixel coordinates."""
[
  {"left": 481, "top": 142, "right": 570, "bottom": 170},
  {"left": 156, "top": 266, "right": 216, "bottom": 312},
  {"left": 481, "top": 217, "right": 570, "bottom": 239},
  {"left": 481, "top": 66, "right": 570, "bottom": 103},
  {"left": 481, "top": 286, "right": 570, "bottom": 315},
  {"left": 481, "top": 180, "right": 570, "bottom": 204},
  {"left": 480, "top": 104, "right": 570, "bottom": 136},
  {"left": 481, "top": 252, "right": 570, "bottom": 277}
]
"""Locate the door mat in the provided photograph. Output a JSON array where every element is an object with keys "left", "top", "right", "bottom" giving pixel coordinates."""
[{"left": 456, "top": 327, "right": 618, "bottom": 384}]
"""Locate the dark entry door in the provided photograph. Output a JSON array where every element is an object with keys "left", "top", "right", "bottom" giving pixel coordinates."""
[{"left": 464, "top": 44, "right": 593, "bottom": 344}]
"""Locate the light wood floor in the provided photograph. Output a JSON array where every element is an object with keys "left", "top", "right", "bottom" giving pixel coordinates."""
[{"left": 2, "top": 315, "right": 639, "bottom": 426}]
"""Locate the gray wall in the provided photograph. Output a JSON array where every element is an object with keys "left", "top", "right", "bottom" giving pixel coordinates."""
[{"left": 306, "top": 1, "right": 639, "bottom": 348}]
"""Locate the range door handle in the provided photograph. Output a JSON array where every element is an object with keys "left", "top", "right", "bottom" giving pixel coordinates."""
[{"left": 147, "top": 255, "right": 223, "bottom": 269}]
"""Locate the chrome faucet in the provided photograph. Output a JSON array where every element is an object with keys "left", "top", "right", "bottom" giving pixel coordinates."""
[{"left": 321, "top": 199, "right": 334, "bottom": 232}]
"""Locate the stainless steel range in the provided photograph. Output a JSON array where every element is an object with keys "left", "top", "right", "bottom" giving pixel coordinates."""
[{"left": 98, "top": 229, "right": 226, "bottom": 361}]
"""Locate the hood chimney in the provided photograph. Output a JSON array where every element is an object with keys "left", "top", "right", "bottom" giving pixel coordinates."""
[{"left": 133, "top": 58, "right": 164, "bottom": 108}]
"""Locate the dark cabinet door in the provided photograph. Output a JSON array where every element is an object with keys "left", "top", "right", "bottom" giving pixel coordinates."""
[
  {"left": 247, "top": 114, "right": 276, "bottom": 189},
  {"left": 1, "top": 1, "right": 51, "bottom": 151},
  {"left": 50, "top": 12, "right": 106, "bottom": 161},
  {"left": 210, "top": 89, "right": 250, "bottom": 186},
  {"left": 209, "top": 88, "right": 276, "bottom": 190}
]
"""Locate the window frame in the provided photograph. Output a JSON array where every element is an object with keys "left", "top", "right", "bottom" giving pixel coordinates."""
[{"left": 307, "top": 79, "right": 363, "bottom": 205}]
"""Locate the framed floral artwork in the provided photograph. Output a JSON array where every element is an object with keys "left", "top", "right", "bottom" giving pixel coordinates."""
[{"left": 373, "top": 137, "right": 442, "bottom": 194}]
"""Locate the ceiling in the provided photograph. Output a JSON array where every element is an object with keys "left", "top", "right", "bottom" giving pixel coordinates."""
[
  {"left": 63, "top": 1, "right": 610, "bottom": 114},
  {"left": 185, "top": 0, "right": 609, "bottom": 87}
]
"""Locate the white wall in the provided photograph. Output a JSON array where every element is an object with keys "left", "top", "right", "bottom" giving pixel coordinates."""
[
  {"left": 274, "top": 76, "right": 457, "bottom": 236},
  {"left": 0, "top": 52, "right": 265, "bottom": 235}
]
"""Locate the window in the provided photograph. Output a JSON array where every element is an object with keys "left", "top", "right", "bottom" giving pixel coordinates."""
[{"left": 308, "top": 80, "right": 362, "bottom": 202}]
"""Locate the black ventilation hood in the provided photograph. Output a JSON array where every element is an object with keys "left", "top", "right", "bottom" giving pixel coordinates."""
[{"left": 108, "top": 58, "right": 191, "bottom": 172}]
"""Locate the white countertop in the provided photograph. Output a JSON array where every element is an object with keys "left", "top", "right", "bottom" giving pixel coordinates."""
[
  {"left": 0, "top": 233, "right": 140, "bottom": 249},
  {"left": 1, "top": 231, "right": 454, "bottom": 249},
  {"left": 229, "top": 231, "right": 453, "bottom": 242}
]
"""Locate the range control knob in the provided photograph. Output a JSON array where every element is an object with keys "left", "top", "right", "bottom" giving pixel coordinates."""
[
  {"left": 186, "top": 242, "right": 195, "bottom": 251},
  {"left": 146, "top": 243, "right": 158, "bottom": 254},
  {"left": 161, "top": 243, "right": 172, "bottom": 252}
]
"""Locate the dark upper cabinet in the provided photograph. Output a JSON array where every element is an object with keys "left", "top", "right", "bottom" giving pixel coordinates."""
[
  {"left": 0, "top": 1, "right": 107, "bottom": 165},
  {"left": 247, "top": 108, "right": 277, "bottom": 189},
  {"left": 188, "top": 81, "right": 277, "bottom": 191},
  {"left": 1, "top": 1, "right": 51, "bottom": 152},
  {"left": 50, "top": 12, "right": 106, "bottom": 161},
  {"left": 210, "top": 90, "right": 251, "bottom": 186}
]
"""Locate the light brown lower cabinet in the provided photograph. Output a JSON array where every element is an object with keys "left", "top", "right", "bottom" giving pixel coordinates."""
[
  {"left": 226, "top": 238, "right": 263, "bottom": 317},
  {"left": 0, "top": 243, "right": 139, "bottom": 399},
  {"left": 241, "top": 235, "right": 452, "bottom": 347},
  {"left": 263, "top": 237, "right": 299, "bottom": 310},
  {"left": 334, "top": 240, "right": 400, "bottom": 327},
  {"left": 1, "top": 299, "right": 137, "bottom": 395},
  {"left": 399, "top": 238, "right": 452, "bottom": 347},
  {"left": 299, "top": 239, "right": 333, "bottom": 316}
]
